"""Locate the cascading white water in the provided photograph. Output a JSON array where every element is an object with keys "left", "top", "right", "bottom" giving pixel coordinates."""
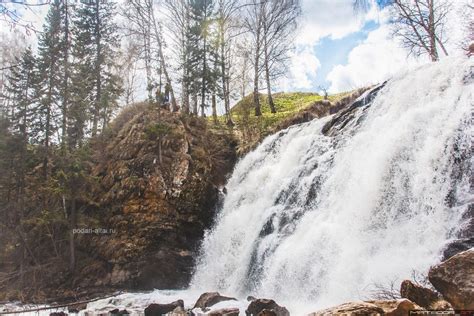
[{"left": 190, "top": 58, "right": 473, "bottom": 314}]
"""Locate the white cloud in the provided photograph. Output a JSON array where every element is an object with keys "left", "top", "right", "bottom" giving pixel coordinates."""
[
  {"left": 296, "top": 0, "right": 381, "bottom": 46},
  {"left": 281, "top": 47, "right": 321, "bottom": 91},
  {"left": 326, "top": 24, "right": 423, "bottom": 93}
]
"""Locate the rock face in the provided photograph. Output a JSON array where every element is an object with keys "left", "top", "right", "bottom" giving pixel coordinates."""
[
  {"left": 144, "top": 300, "right": 184, "bottom": 316},
  {"left": 193, "top": 292, "right": 237, "bottom": 310},
  {"left": 245, "top": 298, "right": 289, "bottom": 316},
  {"left": 76, "top": 105, "right": 238, "bottom": 291},
  {"left": 400, "top": 280, "right": 440, "bottom": 309},
  {"left": 428, "top": 249, "right": 474, "bottom": 309}
]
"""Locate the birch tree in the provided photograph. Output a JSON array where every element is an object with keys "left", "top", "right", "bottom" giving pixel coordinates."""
[
  {"left": 261, "top": 0, "right": 300, "bottom": 113},
  {"left": 391, "top": 0, "right": 450, "bottom": 61}
]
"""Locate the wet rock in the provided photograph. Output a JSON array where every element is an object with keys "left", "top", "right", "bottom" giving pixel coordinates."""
[
  {"left": 109, "top": 309, "right": 129, "bottom": 315},
  {"left": 144, "top": 300, "right": 184, "bottom": 316},
  {"left": 208, "top": 308, "right": 240, "bottom": 316},
  {"left": 367, "top": 299, "right": 423, "bottom": 316},
  {"left": 168, "top": 306, "right": 188, "bottom": 315},
  {"left": 400, "top": 280, "right": 440, "bottom": 309},
  {"left": 429, "top": 249, "right": 474, "bottom": 309},
  {"left": 321, "top": 83, "right": 385, "bottom": 136},
  {"left": 308, "top": 302, "right": 384, "bottom": 315},
  {"left": 442, "top": 237, "right": 474, "bottom": 260},
  {"left": 245, "top": 298, "right": 289, "bottom": 316},
  {"left": 193, "top": 292, "right": 237, "bottom": 309}
]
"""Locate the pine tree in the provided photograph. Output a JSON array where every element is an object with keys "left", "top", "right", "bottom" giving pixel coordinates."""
[
  {"left": 5, "top": 48, "right": 38, "bottom": 142},
  {"left": 36, "top": 0, "right": 64, "bottom": 179},
  {"left": 72, "top": 0, "right": 122, "bottom": 136},
  {"left": 188, "top": 0, "right": 220, "bottom": 117},
  {"left": 4, "top": 48, "right": 37, "bottom": 198}
]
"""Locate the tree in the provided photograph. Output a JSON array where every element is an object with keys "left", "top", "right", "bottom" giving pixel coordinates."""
[
  {"left": 69, "top": 25, "right": 92, "bottom": 149},
  {"left": 122, "top": 0, "right": 155, "bottom": 103},
  {"left": 353, "top": 0, "right": 450, "bottom": 61},
  {"left": 119, "top": 39, "right": 140, "bottom": 106},
  {"left": 215, "top": 0, "right": 240, "bottom": 125},
  {"left": 163, "top": 0, "right": 193, "bottom": 114},
  {"left": 261, "top": 0, "right": 300, "bottom": 113},
  {"left": 188, "top": 0, "right": 220, "bottom": 117},
  {"left": 4, "top": 48, "right": 38, "bottom": 140},
  {"left": 123, "top": 0, "right": 178, "bottom": 112},
  {"left": 36, "top": 0, "right": 63, "bottom": 179},
  {"left": 60, "top": 0, "right": 71, "bottom": 150},
  {"left": 390, "top": 0, "right": 450, "bottom": 61},
  {"left": 72, "top": 0, "right": 122, "bottom": 136},
  {"left": 243, "top": 0, "right": 265, "bottom": 116},
  {"left": 0, "top": 1, "right": 50, "bottom": 33},
  {"left": 4, "top": 48, "right": 38, "bottom": 230}
]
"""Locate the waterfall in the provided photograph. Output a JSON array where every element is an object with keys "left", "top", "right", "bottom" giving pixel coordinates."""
[{"left": 190, "top": 58, "right": 473, "bottom": 313}]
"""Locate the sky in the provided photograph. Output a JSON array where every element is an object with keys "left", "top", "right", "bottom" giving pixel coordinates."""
[
  {"left": 282, "top": 0, "right": 469, "bottom": 94},
  {"left": 0, "top": 0, "right": 470, "bottom": 99}
]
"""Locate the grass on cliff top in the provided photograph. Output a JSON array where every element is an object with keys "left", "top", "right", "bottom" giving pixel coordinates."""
[
  {"left": 208, "top": 91, "right": 353, "bottom": 154},
  {"left": 212, "top": 91, "right": 352, "bottom": 129}
]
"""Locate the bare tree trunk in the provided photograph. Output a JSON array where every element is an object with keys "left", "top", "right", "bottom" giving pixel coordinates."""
[
  {"left": 427, "top": 0, "right": 438, "bottom": 61},
  {"left": 44, "top": 73, "right": 52, "bottom": 180},
  {"left": 253, "top": 46, "right": 261, "bottom": 116},
  {"left": 211, "top": 93, "right": 217, "bottom": 124},
  {"left": 192, "top": 93, "right": 198, "bottom": 115},
  {"left": 144, "top": 33, "right": 153, "bottom": 103},
  {"left": 62, "top": 0, "right": 70, "bottom": 150},
  {"left": 182, "top": 77, "right": 189, "bottom": 114},
  {"left": 200, "top": 39, "right": 207, "bottom": 117},
  {"left": 219, "top": 22, "right": 232, "bottom": 125},
  {"left": 92, "top": 0, "right": 102, "bottom": 136},
  {"left": 264, "top": 39, "right": 275, "bottom": 113},
  {"left": 69, "top": 198, "right": 76, "bottom": 272},
  {"left": 149, "top": 4, "right": 178, "bottom": 112}
]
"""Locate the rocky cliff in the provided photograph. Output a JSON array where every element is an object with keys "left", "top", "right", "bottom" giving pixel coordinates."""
[{"left": 79, "top": 104, "right": 238, "bottom": 291}]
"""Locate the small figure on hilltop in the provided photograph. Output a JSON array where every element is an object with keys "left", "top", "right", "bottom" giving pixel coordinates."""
[{"left": 468, "top": 42, "right": 474, "bottom": 58}]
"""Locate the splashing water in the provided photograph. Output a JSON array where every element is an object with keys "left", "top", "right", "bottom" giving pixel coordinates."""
[{"left": 190, "top": 58, "right": 473, "bottom": 314}]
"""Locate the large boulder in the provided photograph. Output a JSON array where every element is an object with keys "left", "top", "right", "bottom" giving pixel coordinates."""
[
  {"left": 245, "top": 298, "right": 289, "bottom": 316},
  {"left": 193, "top": 292, "right": 237, "bottom": 310},
  {"left": 144, "top": 300, "right": 184, "bottom": 316},
  {"left": 428, "top": 249, "right": 474, "bottom": 310},
  {"left": 308, "top": 302, "right": 384, "bottom": 315},
  {"left": 400, "top": 280, "right": 440, "bottom": 308}
]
